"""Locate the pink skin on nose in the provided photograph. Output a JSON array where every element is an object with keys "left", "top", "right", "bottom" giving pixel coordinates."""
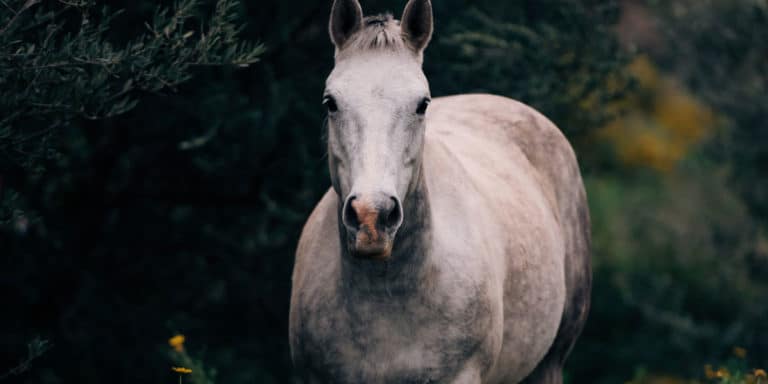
[{"left": 350, "top": 198, "right": 392, "bottom": 259}]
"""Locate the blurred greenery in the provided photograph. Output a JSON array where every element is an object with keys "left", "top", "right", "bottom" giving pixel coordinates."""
[{"left": 1, "top": 0, "right": 766, "bottom": 383}]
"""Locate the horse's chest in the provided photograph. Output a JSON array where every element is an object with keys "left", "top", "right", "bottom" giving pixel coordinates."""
[{"left": 297, "top": 287, "right": 496, "bottom": 383}]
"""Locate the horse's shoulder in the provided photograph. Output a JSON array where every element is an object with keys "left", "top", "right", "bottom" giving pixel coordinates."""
[
  {"left": 293, "top": 189, "right": 339, "bottom": 291},
  {"left": 290, "top": 189, "right": 341, "bottom": 360}
]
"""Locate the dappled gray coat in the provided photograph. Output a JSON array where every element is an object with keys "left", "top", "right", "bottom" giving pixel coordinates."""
[{"left": 290, "top": 0, "right": 591, "bottom": 383}]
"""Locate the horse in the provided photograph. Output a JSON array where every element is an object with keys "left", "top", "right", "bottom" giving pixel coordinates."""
[{"left": 289, "top": 0, "right": 591, "bottom": 382}]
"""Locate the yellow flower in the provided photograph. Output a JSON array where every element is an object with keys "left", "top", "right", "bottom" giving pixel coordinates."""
[
  {"left": 733, "top": 346, "right": 747, "bottom": 359},
  {"left": 755, "top": 369, "right": 767, "bottom": 378},
  {"left": 705, "top": 365, "right": 716, "bottom": 379},
  {"left": 715, "top": 368, "right": 730, "bottom": 379},
  {"left": 172, "top": 367, "right": 193, "bottom": 374},
  {"left": 168, "top": 334, "right": 185, "bottom": 352}
]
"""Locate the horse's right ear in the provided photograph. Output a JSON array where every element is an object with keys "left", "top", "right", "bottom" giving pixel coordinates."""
[{"left": 329, "top": 0, "right": 364, "bottom": 48}]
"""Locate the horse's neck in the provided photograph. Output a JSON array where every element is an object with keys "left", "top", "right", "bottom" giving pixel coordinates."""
[{"left": 339, "top": 164, "right": 434, "bottom": 296}]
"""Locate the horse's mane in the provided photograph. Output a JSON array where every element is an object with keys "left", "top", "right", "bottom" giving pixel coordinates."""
[{"left": 343, "top": 14, "right": 406, "bottom": 53}]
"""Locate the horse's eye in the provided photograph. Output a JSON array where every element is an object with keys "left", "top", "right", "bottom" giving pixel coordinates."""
[
  {"left": 416, "top": 98, "right": 430, "bottom": 115},
  {"left": 323, "top": 96, "right": 338, "bottom": 113}
]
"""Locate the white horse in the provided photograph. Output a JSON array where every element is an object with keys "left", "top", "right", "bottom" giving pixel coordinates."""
[{"left": 289, "top": 0, "right": 591, "bottom": 382}]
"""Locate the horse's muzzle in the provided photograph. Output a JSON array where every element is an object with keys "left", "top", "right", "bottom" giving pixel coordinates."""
[{"left": 341, "top": 192, "right": 402, "bottom": 260}]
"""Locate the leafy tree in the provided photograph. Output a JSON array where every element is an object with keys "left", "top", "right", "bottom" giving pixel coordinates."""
[
  {"left": 0, "top": 0, "right": 262, "bottom": 222},
  {"left": 1, "top": 0, "right": 270, "bottom": 382}
]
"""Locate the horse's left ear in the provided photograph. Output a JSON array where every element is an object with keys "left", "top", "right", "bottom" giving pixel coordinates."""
[{"left": 401, "top": 0, "right": 433, "bottom": 52}]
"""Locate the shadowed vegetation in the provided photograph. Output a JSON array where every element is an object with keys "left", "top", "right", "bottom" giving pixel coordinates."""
[{"left": 1, "top": 0, "right": 765, "bottom": 383}]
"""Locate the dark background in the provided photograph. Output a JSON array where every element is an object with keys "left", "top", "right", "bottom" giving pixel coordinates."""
[{"left": 1, "top": 0, "right": 766, "bottom": 383}]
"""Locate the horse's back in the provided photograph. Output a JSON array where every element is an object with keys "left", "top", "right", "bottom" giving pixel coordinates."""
[
  {"left": 428, "top": 94, "right": 582, "bottom": 210},
  {"left": 427, "top": 94, "right": 591, "bottom": 383}
]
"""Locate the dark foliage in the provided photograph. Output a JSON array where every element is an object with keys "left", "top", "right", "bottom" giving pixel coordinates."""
[{"left": 1, "top": 1, "right": 765, "bottom": 383}]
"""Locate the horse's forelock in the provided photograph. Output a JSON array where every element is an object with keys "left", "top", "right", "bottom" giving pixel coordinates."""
[{"left": 341, "top": 13, "right": 406, "bottom": 54}]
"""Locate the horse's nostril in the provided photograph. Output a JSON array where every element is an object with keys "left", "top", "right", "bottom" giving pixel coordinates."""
[
  {"left": 385, "top": 197, "right": 402, "bottom": 229},
  {"left": 344, "top": 193, "right": 402, "bottom": 233},
  {"left": 343, "top": 195, "right": 359, "bottom": 229}
]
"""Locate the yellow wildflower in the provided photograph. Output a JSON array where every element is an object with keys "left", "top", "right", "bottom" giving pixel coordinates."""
[
  {"left": 168, "top": 334, "right": 185, "bottom": 352},
  {"left": 172, "top": 367, "right": 193, "bottom": 374},
  {"left": 715, "top": 367, "right": 730, "bottom": 379},
  {"left": 705, "top": 365, "right": 716, "bottom": 379},
  {"left": 755, "top": 369, "right": 767, "bottom": 378},
  {"left": 733, "top": 346, "right": 748, "bottom": 359}
]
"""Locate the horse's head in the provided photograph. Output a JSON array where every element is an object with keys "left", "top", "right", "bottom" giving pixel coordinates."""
[{"left": 324, "top": 0, "right": 433, "bottom": 260}]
